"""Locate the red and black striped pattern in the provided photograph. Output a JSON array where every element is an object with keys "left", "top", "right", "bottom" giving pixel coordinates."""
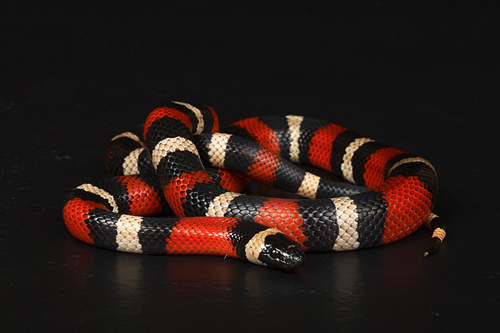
[
  {"left": 64, "top": 102, "right": 306, "bottom": 270},
  {"left": 63, "top": 101, "right": 444, "bottom": 271},
  {"left": 193, "top": 132, "right": 367, "bottom": 199},
  {"left": 225, "top": 115, "right": 443, "bottom": 253}
]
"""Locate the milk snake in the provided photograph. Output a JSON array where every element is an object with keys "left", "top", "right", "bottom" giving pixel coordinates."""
[{"left": 63, "top": 101, "right": 445, "bottom": 270}]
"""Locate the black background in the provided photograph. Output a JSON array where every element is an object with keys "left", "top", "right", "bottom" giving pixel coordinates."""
[{"left": 2, "top": 1, "right": 499, "bottom": 332}]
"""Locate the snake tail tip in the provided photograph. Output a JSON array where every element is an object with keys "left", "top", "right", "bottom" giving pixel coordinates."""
[{"left": 423, "top": 237, "right": 442, "bottom": 258}]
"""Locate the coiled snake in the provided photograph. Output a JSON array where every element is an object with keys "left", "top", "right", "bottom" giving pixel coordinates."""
[{"left": 63, "top": 102, "right": 445, "bottom": 270}]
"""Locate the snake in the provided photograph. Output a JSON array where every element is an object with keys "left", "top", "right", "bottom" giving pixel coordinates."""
[{"left": 63, "top": 101, "right": 445, "bottom": 271}]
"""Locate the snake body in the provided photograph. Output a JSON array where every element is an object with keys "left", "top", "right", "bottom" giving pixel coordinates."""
[{"left": 63, "top": 102, "right": 444, "bottom": 270}]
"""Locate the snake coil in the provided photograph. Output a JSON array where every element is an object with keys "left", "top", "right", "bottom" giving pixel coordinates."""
[{"left": 63, "top": 102, "right": 445, "bottom": 270}]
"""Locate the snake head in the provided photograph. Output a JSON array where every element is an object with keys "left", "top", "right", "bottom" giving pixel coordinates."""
[
  {"left": 233, "top": 221, "right": 305, "bottom": 270},
  {"left": 257, "top": 233, "right": 306, "bottom": 270}
]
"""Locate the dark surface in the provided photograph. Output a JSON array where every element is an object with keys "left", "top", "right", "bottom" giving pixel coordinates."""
[{"left": 1, "top": 1, "right": 499, "bottom": 332}]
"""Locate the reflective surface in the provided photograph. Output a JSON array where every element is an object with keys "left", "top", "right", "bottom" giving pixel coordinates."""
[{"left": 2, "top": 1, "right": 499, "bottom": 331}]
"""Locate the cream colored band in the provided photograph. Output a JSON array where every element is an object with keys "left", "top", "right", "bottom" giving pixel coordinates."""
[
  {"left": 115, "top": 215, "right": 143, "bottom": 253},
  {"left": 76, "top": 183, "right": 118, "bottom": 213},
  {"left": 341, "top": 138, "right": 375, "bottom": 184},
  {"left": 172, "top": 101, "right": 205, "bottom": 135},
  {"left": 245, "top": 228, "right": 282, "bottom": 266},
  {"left": 206, "top": 192, "right": 242, "bottom": 217},
  {"left": 122, "top": 148, "right": 144, "bottom": 175},
  {"left": 424, "top": 212, "right": 439, "bottom": 229},
  {"left": 388, "top": 157, "right": 436, "bottom": 177},
  {"left": 331, "top": 196, "right": 360, "bottom": 251},
  {"left": 151, "top": 136, "right": 199, "bottom": 169},
  {"left": 431, "top": 228, "right": 446, "bottom": 242},
  {"left": 296, "top": 172, "right": 320, "bottom": 198},
  {"left": 207, "top": 133, "right": 232, "bottom": 168},
  {"left": 111, "top": 132, "right": 144, "bottom": 147},
  {"left": 286, "top": 115, "right": 304, "bottom": 163}
]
